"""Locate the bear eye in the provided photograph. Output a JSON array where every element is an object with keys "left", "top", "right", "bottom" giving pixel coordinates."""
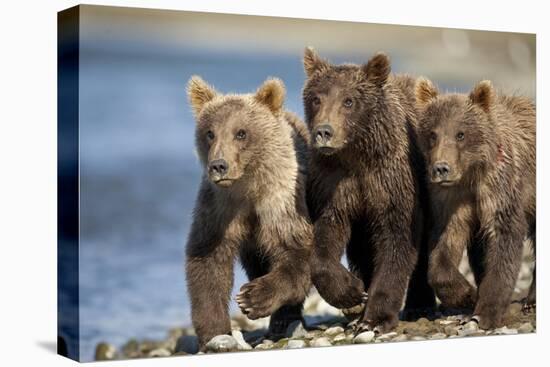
[
  {"left": 456, "top": 132, "right": 465, "bottom": 141},
  {"left": 236, "top": 129, "right": 247, "bottom": 140},
  {"left": 343, "top": 98, "right": 353, "bottom": 108},
  {"left": 430, "top": 131, "right": 437, "bottom": 141},
  {"left": 206, "top": 130, "right": 215, "bottom": 140},
  {"left": 312, "top": 96, "right": 321, "bottom": 107}
]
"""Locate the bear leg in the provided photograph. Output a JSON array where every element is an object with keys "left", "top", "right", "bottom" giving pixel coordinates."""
[
  {"left": 403, "top": 236, "right": 436, "bottom": 320},
  {"left": 311, "top": 217, "right": 365, "bottom": 309},
  {"left": 428, "top": 225, "right": 477, "bottom": 312},
  {"left": 474, "top": 220, "right": 524, "bottom": 329},
  {"left": 186, "top": 247, "right": 235, "bottom": 349},
  {"left": 467, "top": 232, "right": 486, "bottom": 287},
  {"left": 359, "top": 222, "right": 418, "bottom": 334},
  {"left": 266, "top": 304, "right": 304, "bottom": 340}
]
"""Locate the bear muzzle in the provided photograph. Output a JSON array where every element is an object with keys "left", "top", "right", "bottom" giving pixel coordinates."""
[
  {"left": 430, "top": 161, "right": 457, "bottom": 186},
  {"left": 312, "top": 124, "right": 338, "bottom": 154},
  {"left": 208, "top": 159, "right": 234, "bottom": 187}
]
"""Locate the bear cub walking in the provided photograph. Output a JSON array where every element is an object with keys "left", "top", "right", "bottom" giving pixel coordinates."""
[
  {"left": 303, "top": 48, "right": 435, "bottom": 333},
  {"left": 186, "top": 76, "right": 313, "bottom": 348},
  {"left": 415, "top": 78, "right": 536, "bottom": 329}
]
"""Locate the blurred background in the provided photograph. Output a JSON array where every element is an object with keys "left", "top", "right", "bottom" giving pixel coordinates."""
[{"left": 67, "top": 4, "right": 535, "bottom": 361}]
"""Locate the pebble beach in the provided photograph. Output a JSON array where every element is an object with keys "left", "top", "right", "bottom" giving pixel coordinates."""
[{"left": 95, "top": 249, "right": 535, "bottom": 361}]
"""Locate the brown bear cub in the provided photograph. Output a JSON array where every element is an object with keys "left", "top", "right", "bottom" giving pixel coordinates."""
[
  {"left": 415, "top": 78, "right": 536, "bottom": 329},
  {"left": 186, "top": 76, "right": 313, "bottom": 349},
  {"left": 302, "top": 48, "right": 435, "bottom": 333}
]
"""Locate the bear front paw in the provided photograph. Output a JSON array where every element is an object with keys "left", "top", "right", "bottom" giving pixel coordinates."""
[
  {"left": 519, "top": 297, "right": 536, "bottom": 314},
  {"left": 474, "top": 310, "right": 504, "bottom": 330},
  {"left": 312, "top": 268, "right": 365, "bottom": 309},
  {"left": 236, "top": 278, "right": 279, "bottom": 320}
]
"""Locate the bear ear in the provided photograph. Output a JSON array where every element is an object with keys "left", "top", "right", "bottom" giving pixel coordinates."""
[
  {"left": 469, "top": 80, "right": 495, "bottom": 113},
  {"left": 187, "top": 75, "right": 217, "bottom": 117},
  {"left": 303, "top": 47, "right": 330, "bottom": 78},
  {"left": 415, "top": 77, "right": 439, "bottom": 108},
  {"left": 254, "top": 78, "right": 286, "bottom": 115},
  {"left": 363, "top": 52, "right": 390, "bottom": 87}
]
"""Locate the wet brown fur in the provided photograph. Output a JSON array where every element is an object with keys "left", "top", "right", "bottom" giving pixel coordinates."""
[
  {"left": 303, "top": 48, "right": 435, "bottom": 333},
  {"left": 186, "top": 76, "right": 313, "bottom": 348},
  {"left": 415, "top": 78, "right": 536, "bottom": 329}
]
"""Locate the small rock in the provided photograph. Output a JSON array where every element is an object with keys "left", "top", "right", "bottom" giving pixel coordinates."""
[
  {"left": 393, "top": 334, "right": 408, "bottom": 342},
  {"left": 332, "top": 333, "right": 347, "bottom": 342},
  {"left": 148, "top": 348, "right": 171, "bottom": 357},
  {"left": 122, "top": 339, "right": 140, "bottom": 358},
  {"left": 353, "top": 331, "right": 375, "bottom": 344},
  {"left": 286, "top": 320, "right": 307, "bottom": 339},
  {"left": 430, "top": 333, "right": 447, "bottom": 340},
  {"left": 175, "top": 335, "right": 199, "bottom": 354},
  {"left": 518, "top": 322, "right": 534, "bottom": 334},
  {"left": 324, "top": 326, "right": 345, "bottom": 336},
  {"left": 457, "top": 329, "right": 477, "bottom": 337},
  {"left": 410, "top": 336, "right": 426, "bottom": 341},
  {"left": 138, "top": 340, "right": 157, "bottom": 354},
  {"left": 493, "top": 327, "right": 518, "bottom": 335},
  {"left": 204, "top": 335, "right": 239, "bottom": 353},
  {"left": 310, "top": 337, "right": 332, "bottom": 347},
  {"left": 439, "top": 320, "right": 459, "bottom": 326},
  {"left": 254, "top": 343, "right": 273, "bottom": 350},
  {"left": 286, "top": 340, "right": 307, "bottom": 349},
  {"left": 95, "top": 343, "right": 117, "bottom": 361},
  {"left": 231, "top": 330, "right": 252, "bottom": 350},
  {"left": 463, "top": 321, "right": 479, "bottom": 331},
  {"left": 377, "top": 332, "right": 398, "bottom": 341},
  {"left": 444, "top": 326, "right": 458, "bottom": 336}
]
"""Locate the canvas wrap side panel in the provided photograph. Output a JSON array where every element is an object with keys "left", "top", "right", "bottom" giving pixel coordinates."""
[{"left": 58, "top": 5, "right": 80, "bottom": 362}]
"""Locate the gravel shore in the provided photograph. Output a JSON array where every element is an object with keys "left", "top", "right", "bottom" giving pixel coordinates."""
[{"left": 95, "top": 251, "right": 535, "bottom": 361}]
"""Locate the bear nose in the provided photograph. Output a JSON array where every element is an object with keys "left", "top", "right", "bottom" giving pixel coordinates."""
[
  {"left": 432, "top": 161, "right": 451, "bottom": 178},
  {"left": 314, "top": 124, "right": 334, "bottom": 144},
  {"left": 209, "top": 159, "right": 228, "bottom": 176}
]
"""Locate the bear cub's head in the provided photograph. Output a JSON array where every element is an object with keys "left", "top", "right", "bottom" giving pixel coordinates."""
[
  {"left": 187, "top": 76, "right": 286, "bottom": 188},
  {"left": 415, "top": 78, "right": 497, "bottom": 187},
  {"left": 302, "top": 47, "right": 391, "bottom": 155}
]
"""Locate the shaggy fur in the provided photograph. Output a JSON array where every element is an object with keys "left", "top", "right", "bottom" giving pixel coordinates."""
[
  {"left": 186, "top": 76, "right": 313, "bottom": 348},
  {"left": 303, "top": 48, "right": 435, "bottom": 333},
  {"left": 415, "top": 78, "right": 536, "bottom": 329}
]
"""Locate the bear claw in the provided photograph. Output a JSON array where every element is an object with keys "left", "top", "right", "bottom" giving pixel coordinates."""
[
  {"left": 522, "top": 302, "right": 536, "bottom": 313},
  {"left": 354, "top": 320, "right": 378, "bottom": 336}
]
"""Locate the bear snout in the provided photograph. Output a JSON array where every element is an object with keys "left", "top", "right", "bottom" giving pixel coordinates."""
[
  {"left": 208, "top": 159, "right": 230, "bottom": 184},
  {"left": 313, "top": 124, "right": 334, "bottom": 147},
  {"left": 431, "top": 161, "right": 452, "bottom": 182}
]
